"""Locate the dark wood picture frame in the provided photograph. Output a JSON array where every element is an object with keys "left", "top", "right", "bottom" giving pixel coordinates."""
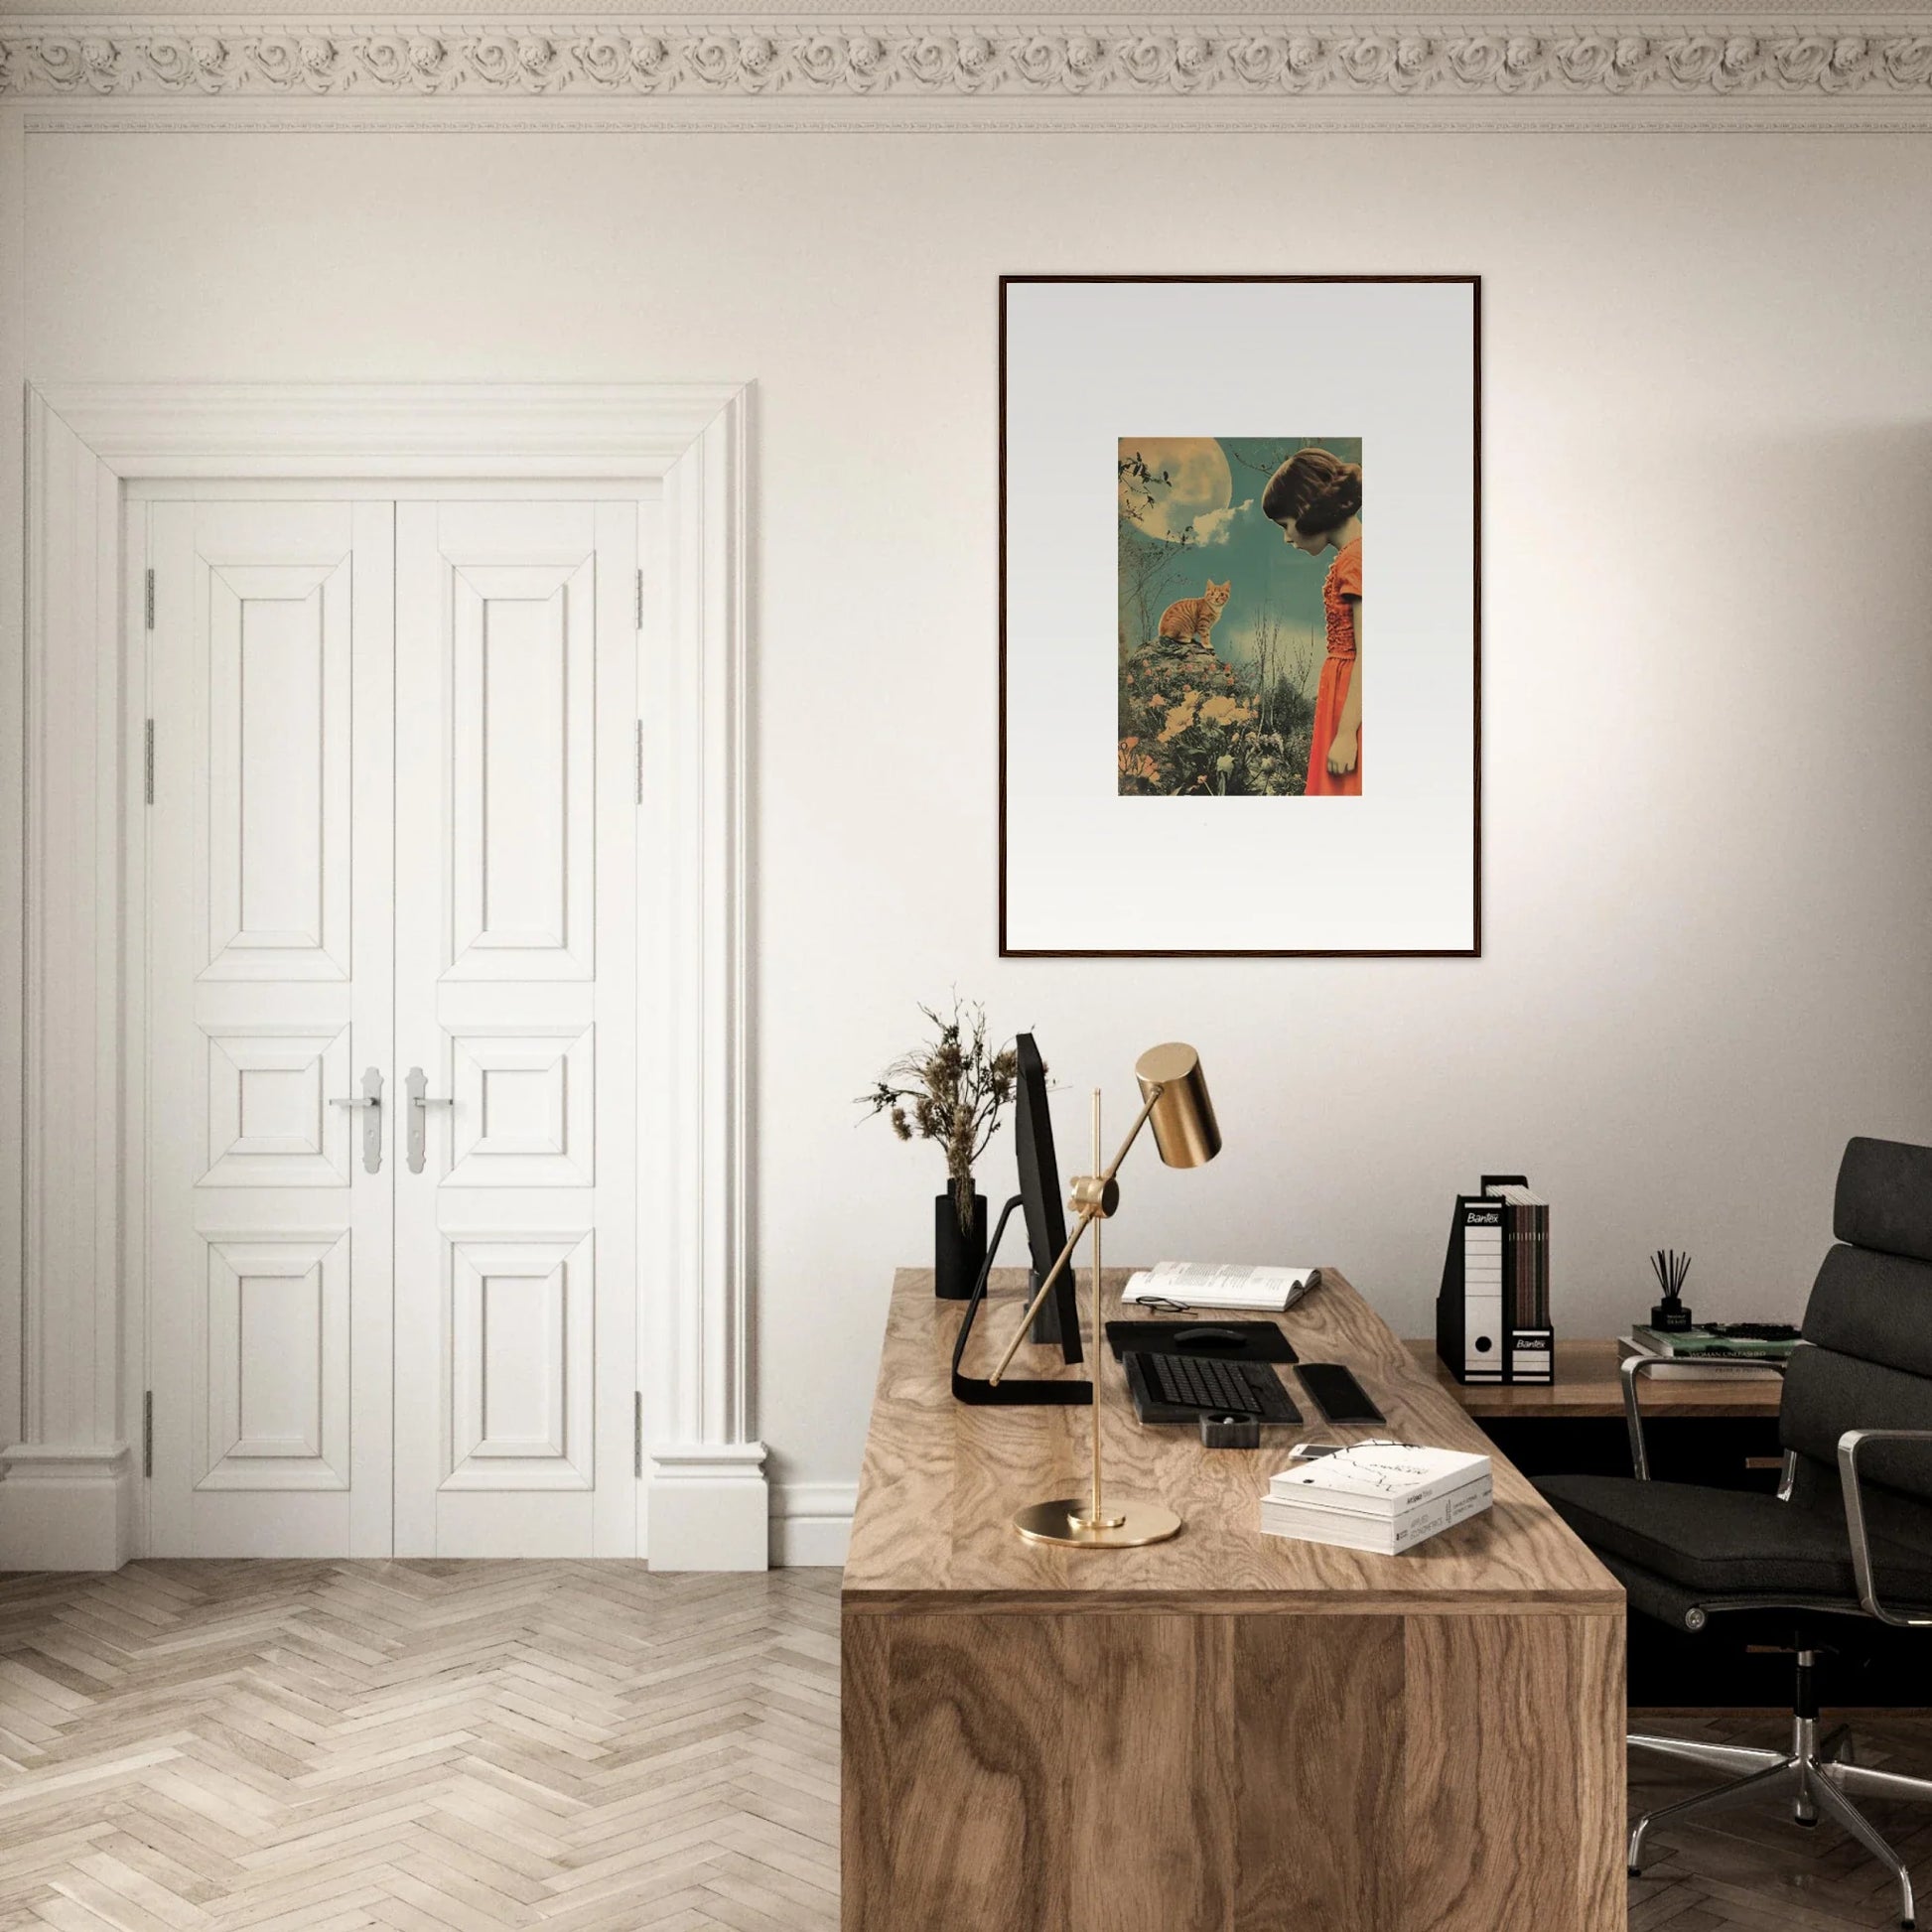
[{"left": 998, "top": 273, "right": 1482, "bottom": 959}]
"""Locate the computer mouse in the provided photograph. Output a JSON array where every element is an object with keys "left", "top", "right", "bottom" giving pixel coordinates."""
[{"left": 1173, "top": 1325, "right": 1246, "bottom": 1349}]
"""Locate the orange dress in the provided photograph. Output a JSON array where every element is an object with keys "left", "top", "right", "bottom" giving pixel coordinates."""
[{"left": 1306, "top": 535, "right": 1361, "bottom": 796}]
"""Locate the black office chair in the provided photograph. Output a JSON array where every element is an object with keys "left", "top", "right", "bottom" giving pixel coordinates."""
[{"left": 1538, "top": 1136, "right": 1932, "bottom": 1930}]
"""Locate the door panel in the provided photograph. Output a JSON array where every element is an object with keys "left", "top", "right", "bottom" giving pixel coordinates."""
[
  {"left": 199, "top": 1232, "right": 350, "bottom": 1490},
  {"left": 204, "top": 563, "right": 352, "bottom": 978},
  {"left": 445, "top": 1027, "right": 595, "bottom": 1188},
  {"left": 201, "top": 1026, "right": 353, "bottom": 1187},
  {"left": 147, "top": 500, "right": 395, "bottom": 1557},
  {"left": 393, "top": 501, "right": 637, "bottom": 1558},
  {"left": 449, "top": 560, "right": 595, "bottom": 978},
  {"left": 446, "top": 1231, "right": 595, "bottom": 1488}
]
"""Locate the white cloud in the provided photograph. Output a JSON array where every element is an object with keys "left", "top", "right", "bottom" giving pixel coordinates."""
[{"left": 1191, "top": 497, "right": 1253, "bottom": 546}]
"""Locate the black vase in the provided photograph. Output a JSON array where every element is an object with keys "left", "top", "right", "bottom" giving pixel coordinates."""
[{"left": 934, "top": 1185, "right": 989, "bottom": 1300}]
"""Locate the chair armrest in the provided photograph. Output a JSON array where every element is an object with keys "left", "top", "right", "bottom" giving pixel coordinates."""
[
  {"left": 1620, "top": 1351, "right": 1788, "bottom": 1482},
  {"left": 1837, "top": 1429, "right": 1932, "bottom": 1627}
]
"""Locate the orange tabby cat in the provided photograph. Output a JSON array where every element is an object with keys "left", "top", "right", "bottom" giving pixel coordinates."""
[{"left": 1157, "top": 579, "right": 1231, "bottom": 646}]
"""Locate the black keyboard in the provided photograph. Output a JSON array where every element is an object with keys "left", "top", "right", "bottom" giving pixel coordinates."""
[{"left": 1125, "top": 1350, "right": 1303, "bottom": 1425}]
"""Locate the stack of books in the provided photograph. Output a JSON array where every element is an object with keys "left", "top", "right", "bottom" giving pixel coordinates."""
[
  {"left": 1259, "top": 1444, "right": 1493, "bottom": 1556},
  {"left": 1618, "top": 1321, "right": 1800, "bottom": 1382}
]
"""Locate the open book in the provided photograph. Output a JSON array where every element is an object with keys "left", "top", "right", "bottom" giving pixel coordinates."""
[{"left": 1121, "top": 1261, "right": 1319, "bottom": 1313}]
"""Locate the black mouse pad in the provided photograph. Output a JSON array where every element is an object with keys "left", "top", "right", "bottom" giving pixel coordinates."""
[{"left": 1104, "top": 1319, "right": 1297, "bottom": 1365}]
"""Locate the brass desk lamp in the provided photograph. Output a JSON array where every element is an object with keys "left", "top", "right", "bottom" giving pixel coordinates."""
[{"left": 987, "top": 1042, "right": 1221, "bottom": 1548}]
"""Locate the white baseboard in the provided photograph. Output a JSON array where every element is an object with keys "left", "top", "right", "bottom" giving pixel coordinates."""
[
  {"left": 646, "top": 1442, "right": 769, "bottom": 1571},
  {"left": 0, "top": 1444, "right": 135, "bottom": 1571},
  {"left": 0, "top": 1444, "right": 853, "bottom": 1573},
  {"left": 770, "top": 1480, "right": 855, "bottom": 1568},
  {"left": 0, "top": 1443, "right": 858, "bottom": 1574}
]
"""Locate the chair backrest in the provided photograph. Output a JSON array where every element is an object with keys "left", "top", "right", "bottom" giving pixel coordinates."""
[{"left": 1780, "top": 1137, "right": 1932, "bottom": 1513}]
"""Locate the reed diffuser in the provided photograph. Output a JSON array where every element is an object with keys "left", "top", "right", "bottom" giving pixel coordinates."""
[{"left": 1649, "top": 1248, "right": 1694, "bottom": 1332}]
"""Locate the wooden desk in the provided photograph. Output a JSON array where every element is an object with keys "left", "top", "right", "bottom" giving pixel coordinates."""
[
  {"left": 843, "top": 1269, "right": 1625, "bottom": 1932},
  {"left": 1408, "top": 1336, "right": 1783, "bottom": 1420}
]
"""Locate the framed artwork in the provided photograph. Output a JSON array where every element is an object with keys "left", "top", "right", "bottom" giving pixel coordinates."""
[{"left": 999, "top": 275, "right": 1480, "bottom": 957}]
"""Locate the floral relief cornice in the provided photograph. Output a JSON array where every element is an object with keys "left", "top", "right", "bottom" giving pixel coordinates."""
[{"left": 3, "top": 19, "right": 1931, "bottom": 101}]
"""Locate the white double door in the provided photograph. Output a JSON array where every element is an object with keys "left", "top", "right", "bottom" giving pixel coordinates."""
[{"left": 145, "top": 493, "right": 640, "bottom": 1558}]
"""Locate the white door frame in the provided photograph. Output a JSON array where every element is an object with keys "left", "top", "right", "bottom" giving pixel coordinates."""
[{"left": 2, "top": 381, "right": 764, "bottom": 1572}]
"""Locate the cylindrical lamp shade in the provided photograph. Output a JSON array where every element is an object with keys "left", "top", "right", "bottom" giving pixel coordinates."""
[{"left": 1134, "top": 1042, "right": 1221, "bottom": 1169}]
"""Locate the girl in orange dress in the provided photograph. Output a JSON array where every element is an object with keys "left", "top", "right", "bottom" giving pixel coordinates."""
[{"left": 1261, "top": 449, "right": 1363, "bottom": 796}]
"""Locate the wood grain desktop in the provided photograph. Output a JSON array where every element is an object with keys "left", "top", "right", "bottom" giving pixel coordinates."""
[{"left": 842, "top": 1268, "right": 1627, "bottom": 1932}]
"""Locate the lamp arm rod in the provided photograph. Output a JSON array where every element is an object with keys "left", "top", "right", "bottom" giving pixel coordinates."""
[{"left": 986, "top": 1084, "right": 1165, "bottom": 1388}]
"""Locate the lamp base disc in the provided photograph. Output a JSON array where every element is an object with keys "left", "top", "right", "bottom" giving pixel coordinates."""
[{"left": 1012, "top": 1497, "right": 1182, "bottom": 1548}]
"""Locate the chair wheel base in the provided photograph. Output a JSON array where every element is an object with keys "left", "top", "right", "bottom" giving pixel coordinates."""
[{"left": 1796, "top": 1815, "right": 1818, "bottom": 1828}]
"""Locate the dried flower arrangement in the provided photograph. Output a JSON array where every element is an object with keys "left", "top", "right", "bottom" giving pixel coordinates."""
[{"left": 859, "top": 998, "right": 1021, "bottom": 1234}]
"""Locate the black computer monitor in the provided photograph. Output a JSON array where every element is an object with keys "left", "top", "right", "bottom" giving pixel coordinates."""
[
  {"left": 1014, "top": 1034, "right": 1083, "bottom": 1363},
  {"left": 948, "top": 1032, "right": 1090, "bottom": 1406}
]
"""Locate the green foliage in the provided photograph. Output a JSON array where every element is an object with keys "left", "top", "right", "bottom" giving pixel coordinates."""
[{"left": 1118, "top": 636, "right": 1312, "bottom": 798}]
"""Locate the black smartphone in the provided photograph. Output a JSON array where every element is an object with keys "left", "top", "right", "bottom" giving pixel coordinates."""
[{"left": 1297, "top": 1362, "right": 1385, "bottom": 1426}]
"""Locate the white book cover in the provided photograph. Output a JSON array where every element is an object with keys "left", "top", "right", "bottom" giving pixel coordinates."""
[{"left": 1268, "top": 1444, "right": 1490, "bottom": 1516}]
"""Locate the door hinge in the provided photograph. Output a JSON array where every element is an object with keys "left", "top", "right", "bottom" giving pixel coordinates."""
[
  {"left": 634, "top": 720, "right": 644, "bottom": 805},
  {"left": 142, "top": 1391, "right": 153, "bottom": 1478},
  {"left": 144, "top": 568, "right": 155, "bottom": 631},
  {"left": 144, "top": 720, "right": 155, "bottom": 805},
  {"left": 633, "top": 1392, "right": 643, "bottom": 1479},
  {"left": 635, "top": 567, "right": 644, "bottom": 631}
]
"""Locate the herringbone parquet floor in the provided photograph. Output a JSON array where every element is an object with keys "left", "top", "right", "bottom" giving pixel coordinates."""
[
  {"left": 3, "top": 1562, "right": 1930, "bottom": 1930},
  {"left": 0, "top": 1563, "right": 840, "bottom": 1932}
]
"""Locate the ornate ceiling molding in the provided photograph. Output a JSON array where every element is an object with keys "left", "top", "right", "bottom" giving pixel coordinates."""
[{"left": 4, "top": 18, "right": 1931, "bottom": 114}]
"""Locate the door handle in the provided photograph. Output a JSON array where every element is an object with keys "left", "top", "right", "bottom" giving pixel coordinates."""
[
  {"left": 405, "top": 1066, "right": 454, "bottom": 1175},
  {"left": 330, "top": 1066, "right": 384, "bottom": 1174}
]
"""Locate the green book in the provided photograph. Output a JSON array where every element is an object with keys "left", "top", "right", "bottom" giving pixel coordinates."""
[{"left": 1631, "top": 1324, "right": 1798, "bottom": 1360}]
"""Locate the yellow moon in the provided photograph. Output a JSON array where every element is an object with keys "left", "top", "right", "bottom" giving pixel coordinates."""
[{"left": 1118, "top": 437, "right": 1233, "bottom": 545}]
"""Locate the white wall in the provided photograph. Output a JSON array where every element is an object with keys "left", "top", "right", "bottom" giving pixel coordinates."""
[{"left": 20, "top": 126, "right": 1932, "bottom": 1534}]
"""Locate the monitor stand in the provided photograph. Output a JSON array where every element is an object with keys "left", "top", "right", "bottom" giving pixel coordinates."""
[
  {"left": 1029, "top": 1272, "right": 1070, "bottom": 1347},
  {"left": 951, "top": 1195, "right": 1092, "bottom": 1407}
]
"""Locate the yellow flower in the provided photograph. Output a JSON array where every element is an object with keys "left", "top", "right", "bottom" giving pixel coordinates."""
[{"left": 1197, "top": 695, "right": 1255, "bottom": 727}]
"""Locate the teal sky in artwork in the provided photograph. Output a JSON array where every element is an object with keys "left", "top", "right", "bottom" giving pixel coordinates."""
[{"left": 1117, "top": 436, "right": 1362, "bottom": 687}]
